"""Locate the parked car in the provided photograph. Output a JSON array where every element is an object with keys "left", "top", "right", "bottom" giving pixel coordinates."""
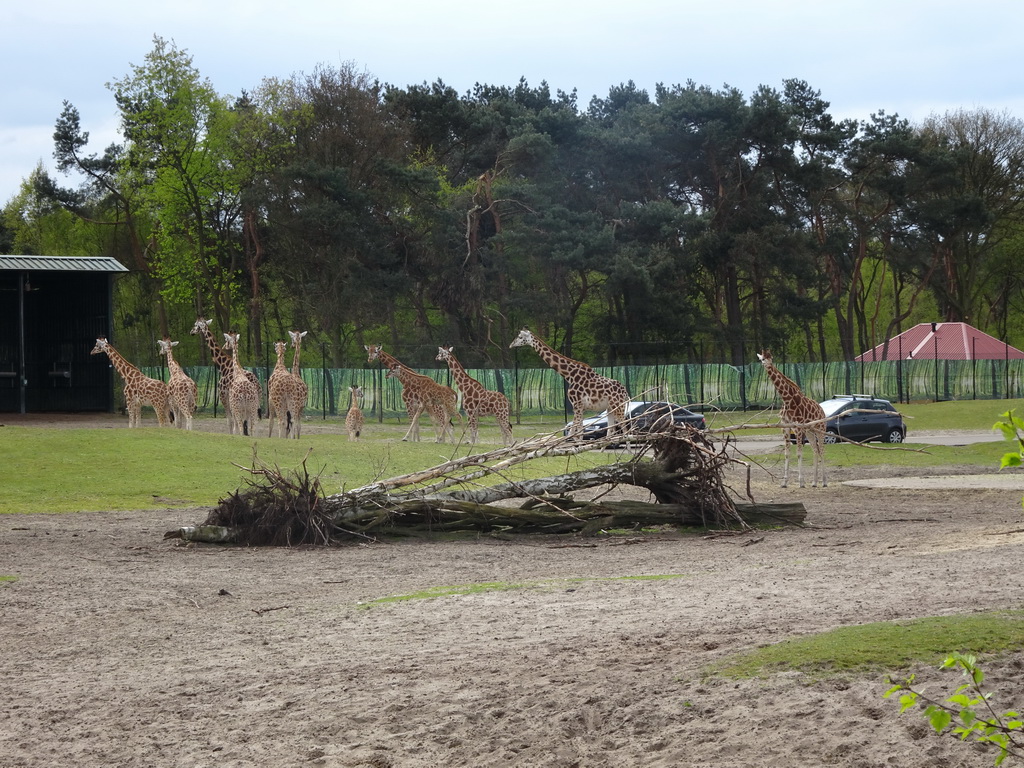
[
  {"left": 814, "top": 395, "right": 906, "bottom": 444},
  {"left": 565, "top": 400, "right": 707, "bottom": 440}
]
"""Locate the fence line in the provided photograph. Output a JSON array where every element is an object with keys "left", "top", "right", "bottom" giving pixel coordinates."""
[{"left": 140, "top": 359, "right": 1024, "bottom": 421}]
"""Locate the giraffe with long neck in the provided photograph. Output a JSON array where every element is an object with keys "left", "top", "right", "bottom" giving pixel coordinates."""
[
  {"left": 286, "top": 330, "right": 309, "bottom": 439},
  {"left": 345, "top": 385, "right": 364, "bottom": 441},
  {"left": 267, "top": 340, "right": 295, "bottom": 438},
  {"left": 365, "top": 344, "right": 458, "bottom": 442},
  {"left": 157, "top": 338, "right": 197, "bottom": 430},
  {"left": 222, "top": 332, "right": 260, "bottom": 437},
  {"left": 90, "top": 338, "right": 170, "bottom": 428},
  {"left": 509, "top": 328, "right": 629, "bottom": 439},
  {"left": 190, "top": 318, "right": 259, "bottom": 432},
  {"left": 436, "top": 345, "right": 513, "bottom": 445},
  {"left": 758, "top": 349, "right": 827, "bottom": 488}
]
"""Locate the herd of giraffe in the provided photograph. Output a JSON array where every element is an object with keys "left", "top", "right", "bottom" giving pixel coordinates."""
[{"left": 90, "top": 324, "right": 829, "bottom": 488}]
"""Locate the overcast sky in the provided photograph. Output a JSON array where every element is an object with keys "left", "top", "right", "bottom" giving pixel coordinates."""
[{"left": 4, "top": 0, "right": 1023, "bottom": 206}]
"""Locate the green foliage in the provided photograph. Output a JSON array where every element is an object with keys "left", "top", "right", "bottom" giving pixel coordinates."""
[
  {"left": 884, "top": 652, "right": 1024, "bottom": 766},
  {"left": 994, "top": 409, "right": 1024, "bottom": 472}
]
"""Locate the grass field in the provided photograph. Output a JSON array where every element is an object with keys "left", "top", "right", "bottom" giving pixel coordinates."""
[{"left": 1, "top": 398, "right": 1021, "bottom": 515}]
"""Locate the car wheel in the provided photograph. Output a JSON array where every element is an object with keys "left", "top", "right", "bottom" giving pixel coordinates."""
[
  {"left": 885, "top": 428, "right": 904, "bottom": 444},
  {"left": 823, "top": 429, "right": 839, "bottom": 445}
]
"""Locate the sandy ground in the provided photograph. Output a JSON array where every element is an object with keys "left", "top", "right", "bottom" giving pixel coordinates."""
[{"left": 3, "top": 418, "right": 1024, "bottom": 767}]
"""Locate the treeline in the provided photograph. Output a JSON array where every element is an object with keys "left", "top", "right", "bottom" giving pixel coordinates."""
[{"left": 4, "top": 36, "right": 1024, "bottom": 369}]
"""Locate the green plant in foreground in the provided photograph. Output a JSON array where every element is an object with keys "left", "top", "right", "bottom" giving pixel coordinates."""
[
  {"left": 884, "top": 652, "right": 1024, "bottom": 765},
  {"left": 995, "top": 410, "right": 1024, "bottom": 477}
]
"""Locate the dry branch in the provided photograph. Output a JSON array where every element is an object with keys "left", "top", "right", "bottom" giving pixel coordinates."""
[{"left": 165, "top": 426, "right": 804, "bottom": 545}]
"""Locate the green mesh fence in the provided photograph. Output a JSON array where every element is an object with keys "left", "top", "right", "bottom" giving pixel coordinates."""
[{"left": 139, "top": 358, "right": 1024, "bottom": 419}]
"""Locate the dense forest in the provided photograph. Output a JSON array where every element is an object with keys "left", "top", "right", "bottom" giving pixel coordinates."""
[{"left": 3, "top": 36, "right": 1024, "bottom": 370}]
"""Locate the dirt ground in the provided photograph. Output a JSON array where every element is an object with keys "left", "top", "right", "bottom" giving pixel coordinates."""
[{"left": 3, "top": 418, "right": 1024, "bottom": 767}]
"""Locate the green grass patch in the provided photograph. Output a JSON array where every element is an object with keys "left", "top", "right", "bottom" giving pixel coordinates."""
[
  {"left": 358, "top": 573, "right": 689, "bottom": 607},
  {"left": 0, "top": 575, "right": 18, "bottom": 585},
  {"left": 707, "top": 610, "right": 1024, "bottom": 679},
  {"left": 0, "top": 421, "right": 616, "bottom": 514}
]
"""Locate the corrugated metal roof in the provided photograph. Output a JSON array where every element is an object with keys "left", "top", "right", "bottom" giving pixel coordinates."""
[
  {"left": 0, "top": 255, "right": 128, "bottom": 273},
  {"left": 856, "top": 322, "right": 1024, "bottom": 361}
]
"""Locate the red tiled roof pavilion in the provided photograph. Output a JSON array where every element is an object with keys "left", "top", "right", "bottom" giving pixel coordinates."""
[{"left": 855, "top": 322, "right": 1024, "bottom": 361}]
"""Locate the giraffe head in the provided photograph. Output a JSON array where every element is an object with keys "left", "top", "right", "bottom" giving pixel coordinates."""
[
  {"left": 757, "top": 349, "right": 774, "bottom": 367},
  {"left": 157, "top": 338, "right": 179, "bottom": 358},
  {"left": 274, "top": 340, "right": 288, "bottom": 360},
  {"left": 223, "top": 332, "right": 239, "bottom": 351},
  {"left": 366, "top": 344, "right": 382, "bottom": 363},
  {"left": 190, "top": 318, "right": 212, "bottom": 336},
  {"left": 288, "top": 330, "right": 307, "bottom": 347},
  {"left": 436, "top": 345, "right": 454, "bottom": 362},
  {"left": 90, "top": 337, "right": 110, "bottom": 355},
  {"left": 385, "top": 364, "right": 402, "bottom": 380},
  {"left": 509, "top": 328, "right": 534, "bottom": 349},
  {"left": 350, "top": 384, "right": 363, "bottom": 398}
]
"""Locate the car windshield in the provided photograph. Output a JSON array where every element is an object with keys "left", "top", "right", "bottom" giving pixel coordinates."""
[{"left": 819, "top": 398, "right": 857, "bottom": 417}]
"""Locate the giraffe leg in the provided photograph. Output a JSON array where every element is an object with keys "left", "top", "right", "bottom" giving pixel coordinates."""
[
  {"left": 468, "top": 413, "right": 479, "bottom": 444},
  {"left": 780, "top": 429, "right": 790, "bottom": 488},
  {"left": 402, "top": 405, "right": 422, "bottom": 441}
]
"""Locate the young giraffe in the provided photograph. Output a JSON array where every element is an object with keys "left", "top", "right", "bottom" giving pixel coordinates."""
[
  {"left": 287, "top": 330, "right": 309, "bottom": 439},
  {"left": 365, "top": 344, "right": 458, "bottom": 442},
  {"left": 435, "top": 345, "right": 513, "bottom": 445},
  {"left": 757, "top": 349, "right": 827, "bottom": 488},
  {"left": 190, "top": 318, "right": 260, "bottom": 433},
  {"left": 267, "top": 340, "right": 295, "bottom": 438},
  {"left": 90, "top": 337, "right": 171, "bottom": 428},
  {"left": 222, "top": 332, "right": 260, "bottom": 437},
  {"left": 345, "top": 385, "right": 365, "bottom": 442},
  {"left": 509, "top": 328, "right": 629, "bottom": 440},
  {"left": 385, "top": 364, "right": 453, "bottom": 442},
  {"left": 157, "top": 338, "right": 197, "bottom": 430}
]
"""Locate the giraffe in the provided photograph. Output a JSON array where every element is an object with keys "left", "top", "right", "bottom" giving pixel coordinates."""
[
  {"left": 286, "top": 330, "right": 309, "bottom": 439},
  {"left": 345, "top": 385, "right": 365, "bottom": 442},
  {"left": 509, "top": 327, "right": 629, "bottom": 440},
  {"left": 365, "top": 344, "right": 458, "bottom": 442},
  {"left": 435, "top": 345, "right": 513, "bottom": 445},
  {"left": 267, "top": 340, "right": 298, "bottom": 438},
  {"left": 90, "top": 337, "right": 171, "bottom": 428},
  {"left": 757, "top": 349, "right": 827, "bottom": 488},
  {"left": 222, "top": 332, "right": 260, "bottom": 437},
  {"left": 157, "top": 338, "right": 197, "bottom": 430},
  {"left": 385, "top": 364, "right": 453, "bottom": 442},
  {"left": 190, "top": 318, "right": 260, "bottom": 433}
]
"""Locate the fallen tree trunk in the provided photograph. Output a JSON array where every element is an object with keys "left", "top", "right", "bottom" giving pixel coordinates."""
[{"left": 165, "top": 427, "right": 802, "bottom": 545}]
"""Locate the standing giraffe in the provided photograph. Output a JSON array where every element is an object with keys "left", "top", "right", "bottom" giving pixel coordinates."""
[
  {"left": 286, "top": 330, "right": 309, "bottom": 439},
  {"left": 365, "top": 344, "right": 458, "bottom": 442},
  {"left": 190, "top": 319, "right": 260, "bottom": 432},
  {"left": 90, "top": 338, "right": 170, "bottom": 428},
  {"left": 436, "top": 345, "right": 513, "bottom": 445},
  {"left": 345, "top": 385, "right": 365, "bottom": 442},
  {"left": 222, "top": 332, "right": 260, "bottom": 437},
  {"left": 386, "top": 364, "right": 453, "bottom": 442},
  {"left": 757, "top": 349, "right": 827, "bottom": 488},
  {"left": 157, "top": 338, "right": 197, "bottom": 430},
  {"left": 267, "top": 340, "right": 298, "bottom": 438},
  {"left": 509, "top": 328, "right": 629, "bottom": 440}
]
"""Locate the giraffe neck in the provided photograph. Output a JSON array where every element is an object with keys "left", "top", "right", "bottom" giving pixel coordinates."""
[
  {"left": 765, "top": 363, "right": 802, "bottom": 406},
  {"left": 103, "top": 344, "right": 141, "bottom": 382},
  {"left": 529, "top": 336, "right": 589, "bottom": 379},
  {"left": 273, "top": 345, "right": 288, "bottom": 374},
  {"left": 376, "top": 349, "right": 400, "bottom": 370},
  {"left": 163, "top": 346, "right": 184, "bottom": 377},
  {"left": 291, "top": 340, "right": 302, "bottom": 376},
  {"left": 444, "top": 354, "right": 477, "bottom": 392},
  {"left": 199, "top": 326, "right": 233, "bottom": 375}
]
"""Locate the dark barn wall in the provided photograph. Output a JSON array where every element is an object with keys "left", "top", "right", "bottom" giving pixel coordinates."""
[{"left": 0, "top": 271, "right": 115, "bottom": 412}]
